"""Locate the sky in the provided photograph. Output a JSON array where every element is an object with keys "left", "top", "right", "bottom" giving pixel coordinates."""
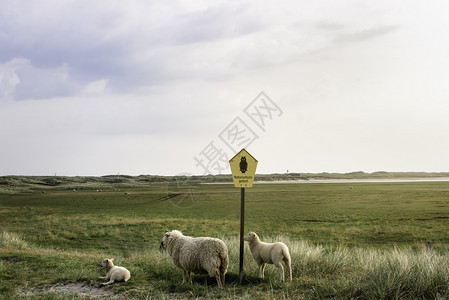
[{"left": 0, "top": 0, "right": 448, "bottom": 176}]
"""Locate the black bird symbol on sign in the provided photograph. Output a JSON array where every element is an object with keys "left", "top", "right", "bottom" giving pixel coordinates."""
[{"left": 240, "top": 156, "right": 248, "bottom": 173}]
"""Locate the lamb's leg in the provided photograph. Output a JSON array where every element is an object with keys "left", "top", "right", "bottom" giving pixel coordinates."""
[
  {"left": 98, "top": 276, "right": 107, "bottom": 280},
  {"left": 274, "top": 261, "right": 284, "bottom": 281},
  {"left": 100, "top": 279, "right": 114, "bottom": 286},
  {"left": 258, "top": 263, "right": 266, "bottom": 279},
  {"left": 284, "top": 260, "right": 292, "bottom": 282}
]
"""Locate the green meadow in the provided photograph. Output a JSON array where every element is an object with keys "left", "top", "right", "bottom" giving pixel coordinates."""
[{"left": 1, "top": 177, "right": 449, "bottom": 299}]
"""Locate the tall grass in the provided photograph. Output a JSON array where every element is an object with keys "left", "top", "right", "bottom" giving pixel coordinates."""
[{"left": 348, "top": 247, "right": 449, "bottom": 299}]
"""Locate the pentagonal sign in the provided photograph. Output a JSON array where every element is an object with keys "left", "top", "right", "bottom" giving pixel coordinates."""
[{"left": 229, "top": 148, "right": 258, "bottom": 188}]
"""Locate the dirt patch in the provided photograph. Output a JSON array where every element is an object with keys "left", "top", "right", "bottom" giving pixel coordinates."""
[{"left": 20, "top": 282, "right": 120, "bottom": 298}]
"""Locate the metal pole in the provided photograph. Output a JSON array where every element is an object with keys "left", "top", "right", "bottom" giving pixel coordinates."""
[{"left": 239, "top": 187, "right": 245, "bottom": 285}]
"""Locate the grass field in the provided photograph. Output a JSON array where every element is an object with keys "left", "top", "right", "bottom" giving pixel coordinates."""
[{"left": 1, "top": 179, "right": 449, "bottom": 299}]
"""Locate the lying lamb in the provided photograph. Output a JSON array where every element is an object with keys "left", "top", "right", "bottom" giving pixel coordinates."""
[
  {"left": 161, "top": 230, "right": 228, "bottom": 288},
  {"left": 244, "top": 232, "right": 292, "bottom": 282},
  {"left": 98, "top": 258, "right": 131, "bottom": 286}
]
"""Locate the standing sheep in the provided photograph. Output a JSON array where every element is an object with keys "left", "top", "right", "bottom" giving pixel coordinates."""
[
  {"left": 243, "top": 232, "right": 292, "bottom": 282},
  {"left": 98, "top": 258, "right": 131, "bottom": 286},
  {"left": 161, "top": 230, "right": 228, "bottom": 288}
]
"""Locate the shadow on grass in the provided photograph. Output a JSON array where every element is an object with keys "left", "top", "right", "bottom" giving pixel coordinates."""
[
  {"left": 157, "top": 272, "right": 264, "bottom": 292},
  {"left": 225, "top": 272, "right": 263, "bottom": 286}
]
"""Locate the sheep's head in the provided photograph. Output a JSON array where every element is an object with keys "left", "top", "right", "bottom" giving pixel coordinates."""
[
  {"left": 160, "top": 230, "right": 170, "bottom": 251},
  {"left": 100, "top": 258, "right": 114, "bottom": 269},
  {"left": 243, "top": 232, "right": 259, "bottom": 243},
  {"left": 160, "top": 230, "right": 183, "bottom": 251}
]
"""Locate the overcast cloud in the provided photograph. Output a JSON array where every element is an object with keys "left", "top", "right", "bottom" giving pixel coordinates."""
[{"left": 0, "top": 0, "right": 448, "bottom": 176}]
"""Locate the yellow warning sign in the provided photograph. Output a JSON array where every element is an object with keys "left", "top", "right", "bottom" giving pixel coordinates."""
[{"left": 229, "top": 148, "right": 258, "bottom": 188}]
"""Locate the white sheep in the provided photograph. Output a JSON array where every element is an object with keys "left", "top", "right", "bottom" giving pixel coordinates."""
[
  {"left": 243, "top": 232, "right": 292, "bottom": 282},
  {"left": 98, "top": 258, "right": 131, "bottom": 286},
  {"left": 161, "top": 230, "right": 228, "bottom": 288}
]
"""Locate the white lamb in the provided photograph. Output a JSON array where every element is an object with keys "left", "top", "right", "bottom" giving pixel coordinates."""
[
  {"left": 243, "top": 232, "right": 292, "bottom": 282},
  {"left": 161, "top": 230, "right": 229, "bottom": 288},
  {"left": 98, "top": 258, "right": 131, "bottom": 286}
]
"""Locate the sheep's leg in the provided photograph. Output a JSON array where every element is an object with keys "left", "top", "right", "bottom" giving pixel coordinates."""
[
  {"left": 258, "top": 263, "right": 266, "bottom": 279},
  {"left": 274, "top": 261, "right": 284, "bottom": 281},
  {"left": 182, "top": 270, "right": 187, "bottom": 283},
  {"left": 188, "top": 271, "right": 192, "bottom": 284},
  {"left": 98, "top": 276, "right": 107, "bottom": 280},
  {"left": 220, "top": 270, "right": 226, "bottom": 288},
  {"left": 215, "top": 270, "right": 223, "bottom": 289}
]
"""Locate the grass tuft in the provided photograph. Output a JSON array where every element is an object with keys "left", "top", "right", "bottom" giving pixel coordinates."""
[{"left": 0, "top": 231, "right": 32, "bottom": 250}]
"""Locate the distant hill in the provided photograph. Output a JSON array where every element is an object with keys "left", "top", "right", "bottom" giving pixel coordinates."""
[{"left": 1, "top": 172, "right": 448, "bottom": 194}]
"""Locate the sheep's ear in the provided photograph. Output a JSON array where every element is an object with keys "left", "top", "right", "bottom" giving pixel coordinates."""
[{"left": 110, "top": 258, "right": 114, "bottom": 262}]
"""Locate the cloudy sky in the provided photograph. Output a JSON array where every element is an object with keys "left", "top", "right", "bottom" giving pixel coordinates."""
[{"left": 1, "top": 0, "right": 448, "bottom": 176}]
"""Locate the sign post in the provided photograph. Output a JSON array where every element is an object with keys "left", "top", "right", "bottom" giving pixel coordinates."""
[
  {"left": 229, "top": 148, "right": 258, "bottom": 285},
  {"left": 239, "top": 186, "right": 245, "bottom": 285}
]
